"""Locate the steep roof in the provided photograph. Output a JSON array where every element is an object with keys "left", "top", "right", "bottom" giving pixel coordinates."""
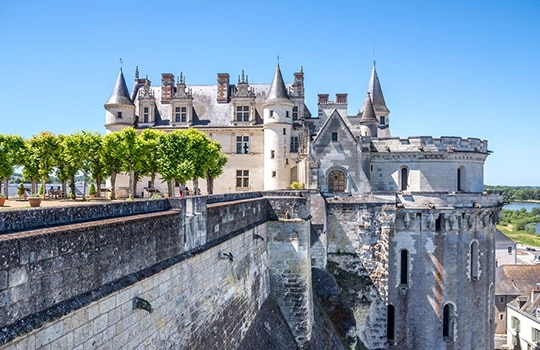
[
  {"left": 496, "top": 264, "right": 540, "bottom": 296},
  {"left": 265, "top": 64, "right": 292, "bottom": 104},
  {"left": 366, "top": 61, "right": 389, "bottom": 114},
  {"left": 105, "top": 68, "right": 134, "bottom": 106},
  {"left": 359, "top": 92, "right": 378, "bottom": 124}
]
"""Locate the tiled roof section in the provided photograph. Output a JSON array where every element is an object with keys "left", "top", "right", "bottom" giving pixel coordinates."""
[
  {"left": 495, "top": 229, "right": 515, "bottom": 245},
  {"left": 367, "top": 62, "right": 389, "bottom": 114},
  {"left": 518, "top": 289, "right": 540, "bottom": 315},
  {"left": 495, "top": 264, "right": 540, "bottom": 295},
  {"left": 265, "top": 64, "right": 291, "bottom": 104},
  {"left": 106, "top": 69, "right": 134, "bottom": 106},
  {"left": 141, "top": 83, "right": 282, "bottom": 128}
]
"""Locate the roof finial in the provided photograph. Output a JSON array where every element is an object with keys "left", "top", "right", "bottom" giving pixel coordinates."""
[
  {"left": 119, "top": 58, "right": 123, "bottom": 70},
  {"left": 277, "top": 54, "right": 281, "bottom": 66},
  {"left": 372, "top": 42, "right": 376, "bottom": 67},
  {"left": 135, "top": 66, "right": 139, "bottom": 80}
]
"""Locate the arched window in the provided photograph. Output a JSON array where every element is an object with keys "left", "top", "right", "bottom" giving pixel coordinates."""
[
  {"left": 470, "top": 240, "right": 479, "bottom": 280},
  {"left": 387, "top": 304, "right": 395, "bottom": 341},
  {"left": 457, "top": 166, "right": 465, "bottom": 191},
  {"left": 328, "top": 170, "right": 345, "bottom": 192},
  {"left": 400, "top": 249, "right": 409, "bottom": 285},
  {"left": 400, "top": 167, "right": 408, "bottom": 191},
  {"left": 443, "top": 303, "right": 455, "bottom": 341}
]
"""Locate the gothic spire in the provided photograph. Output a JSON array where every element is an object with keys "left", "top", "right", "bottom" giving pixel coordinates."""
[
  {"left": 106, "top": 68, "right": 134, "bottom": 105},
  {"left": 367, "top": 61, "right": 389, "bottom": 114}
]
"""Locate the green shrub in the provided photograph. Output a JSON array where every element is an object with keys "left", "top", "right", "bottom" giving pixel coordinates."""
[
  {"left": 290, "top": 181, "right": 305, "bottom": 190},
  {"left": 89, "top": 183, "right": 97, "bottom": 195}
]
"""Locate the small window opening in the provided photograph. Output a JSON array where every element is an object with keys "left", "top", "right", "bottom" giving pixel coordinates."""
[
  {"left": 400, "top": 250, "right": 408, "bottom": 285},
  {"left": 387, "top": 305, "right": 395, "bottom": 341},
  {"left": 331, "top": 132, "right": 338, "bottom": 142}
]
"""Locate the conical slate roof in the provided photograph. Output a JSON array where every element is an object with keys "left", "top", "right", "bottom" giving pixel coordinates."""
[
  {"left": 360, "top": 92, "right": 378, "bottom": 123},
  {"left": 105, "top": 68, "right": 134, "bottom": 106},
  {"left": 265, "top": 64, "right": 291, "bottom": 103},
  {"left": 367, "top": 62, "right": 389, "bottom": 114}
]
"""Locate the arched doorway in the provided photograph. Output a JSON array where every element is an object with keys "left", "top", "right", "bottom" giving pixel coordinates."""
[{"left": 328, "top": 169, "right": 345, "bottom": 192}]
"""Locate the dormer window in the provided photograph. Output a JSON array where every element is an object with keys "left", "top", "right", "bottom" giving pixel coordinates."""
[
  {"left": 292, "top": 106, "right": 298, "bottom": 121},
  {"left": 236, "top": 105, "right": 250, "bottom": 122},
  {"left": 380, "top": 116, "right": 386, "bottom": 125}
]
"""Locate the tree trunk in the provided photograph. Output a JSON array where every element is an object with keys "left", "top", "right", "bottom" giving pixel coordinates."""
[
  {"left": 110, "top": 171, "right": 117, "bottom": 200},
  {"left": 3, "top": 178, "right": 8, "bottom": 199},
  {"left": 96, "top": 177, "right": 102, "bottom": 198},
  {"left": 61, "top": 180, "right": 67, "bottom": 199},
  {"left": 193, "top": 178, "right": 199, "bottom": 196},
  {"left": 82, "top": 173, "right": 87, "bottom": 199},
  {"left": 128, "top": 166, "right": 134, "bottom": 199},
  {"left": 207, "top": 174, "right": 214, "bottom": 195},
  {"left": 70, "top": 175, "right": 76, "bottom": 199},
  {"left": 167, "top": 180, "right": 173, "bottom": 197}
]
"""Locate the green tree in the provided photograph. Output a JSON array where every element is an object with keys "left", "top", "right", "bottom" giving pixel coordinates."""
[
  {"left": 54, "top": 134, "right": 77, "bottom": 199},
  {"left": 85, "top": 132, "right": 107, "bottom": 198},
  {"left": 157, "top": 130, "right": 194, "bottom": 197},
  {"left": 116, "top": 128, "right": 143, "bottom": 199},
  {"left": 0, "top": 134, "right": 25, "bottom": 198},
  {"left": 101, "top": 131, "right": 126, "bottom": 200},
  {"left": 138, "top": 129, "right": 164, "bottom": 191},
  {"left": 205, "top": 140, "right": 228, "bottom": 194},
  {"left": 28, "top": 132, "right": 60, "bottom": 199}
]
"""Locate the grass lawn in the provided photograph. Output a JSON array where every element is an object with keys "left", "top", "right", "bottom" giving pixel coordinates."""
[{"left": 498, "top": 225, "right": 540, "bottom": 247}]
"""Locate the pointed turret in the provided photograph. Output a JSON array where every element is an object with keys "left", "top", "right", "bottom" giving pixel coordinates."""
[
  {"left": 359, "top": 92, "right": 378, "bottom": 137},
  {"left": 263, "top": 64, "right": 294, "bottom": 190},
  {"left": 265, "top": 64, "right": 291, "bottom": 104},
  {"left": 367, "top": 61, "right": 389, "bottom": 114},
  {"left": 104, "top": 68, "right": 136, "bottom": 132},
  {"left": 105, "top": 68, "right": 133, "bottom": 106}
]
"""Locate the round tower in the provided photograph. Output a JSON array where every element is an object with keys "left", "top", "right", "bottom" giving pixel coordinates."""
[
  {"left": 104, "top": 68, "right": 135, "bottom": 133},
  {"left": 263, "top": 64, "right": 295, "bottom": 190}
]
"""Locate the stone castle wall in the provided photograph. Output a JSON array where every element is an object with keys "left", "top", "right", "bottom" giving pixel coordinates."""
[
  {"left": 2, "top": 223, "right": 269, "bottom": 350},
  {"left": 0, "top": 192, "right": 313, "bottom": 349}
]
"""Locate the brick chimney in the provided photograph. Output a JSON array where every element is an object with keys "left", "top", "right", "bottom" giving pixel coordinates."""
[
  {"left": 217, "top": 73, "right": 230, "bottom": 103},
  {"left": 161, "top": 73, "right": 175, "bottom": 104},
  {"left": 336, "top": 93, "right": 348, "bottom": 104},
  {"left": 317, "top": 94, "right": 329, "bottom": 105}
]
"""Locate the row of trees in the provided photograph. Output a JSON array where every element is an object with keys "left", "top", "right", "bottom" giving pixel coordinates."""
[
  {"left": 485, "top": 185, "right": 540, "bottom": 202},
  {"left": 0, "top": 128, "right": 227, "bottom": 200}
]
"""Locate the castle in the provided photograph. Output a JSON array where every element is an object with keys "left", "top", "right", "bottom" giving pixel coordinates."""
[{"left": 102, "top": 63, "right": 503, "bottom": 348}]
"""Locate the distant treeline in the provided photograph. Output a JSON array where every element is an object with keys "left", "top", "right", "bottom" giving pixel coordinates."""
[{"left": 485, "top": 185, "right": 540, "bottom": 202}]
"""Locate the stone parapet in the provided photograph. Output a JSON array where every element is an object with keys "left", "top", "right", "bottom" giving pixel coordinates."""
[{"left": 372, "top": 136, "right": 489, "bottom": 154}]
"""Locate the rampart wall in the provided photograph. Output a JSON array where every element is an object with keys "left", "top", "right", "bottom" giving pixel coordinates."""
[{"left": 0, "top": 192, "right": 312, "bottom": 349}]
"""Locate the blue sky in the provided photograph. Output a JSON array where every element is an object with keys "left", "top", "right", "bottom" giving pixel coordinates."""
[{"left": 1, "top": 0, "right": 539, "bottom": 186}]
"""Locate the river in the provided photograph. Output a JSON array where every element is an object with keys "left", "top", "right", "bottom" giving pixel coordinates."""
[{"left": 503, "top": 202, "right": 540, "bottom": 211}]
